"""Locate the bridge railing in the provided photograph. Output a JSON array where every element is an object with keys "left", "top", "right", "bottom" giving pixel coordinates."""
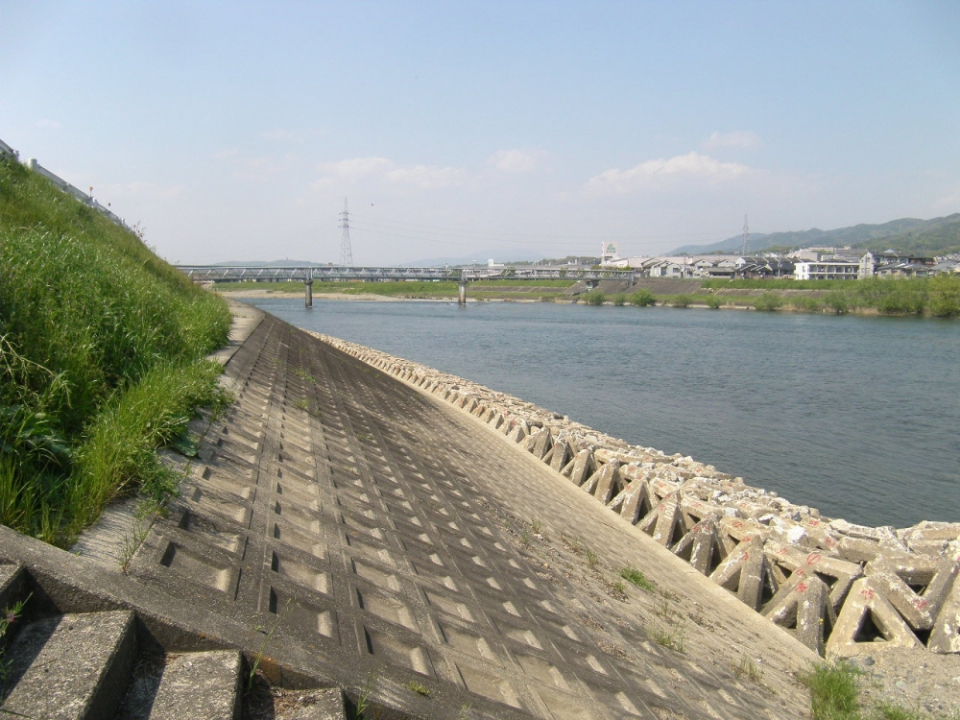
[{"left": 176, "top": 265, "right": 638, "bottom": 283}]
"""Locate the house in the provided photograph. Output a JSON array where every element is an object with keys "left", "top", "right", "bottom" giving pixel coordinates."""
[{"left": 794, "top": 260, "right": 860, "bottom": 280}]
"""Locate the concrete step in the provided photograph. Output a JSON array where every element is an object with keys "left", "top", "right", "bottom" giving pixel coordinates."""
[
  {"left": 117, "top": 649, "right": 242, "bottom": 720},
  {"left": 3, "top": 609, "right": 137, "bottom": 720},
  {"left": 244, "top": 686, "right": 349, "bottom": 719}
]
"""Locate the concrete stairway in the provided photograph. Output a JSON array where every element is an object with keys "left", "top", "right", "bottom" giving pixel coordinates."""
[{"left": 0, "top": 565, "right": 347, "bottom": 720}]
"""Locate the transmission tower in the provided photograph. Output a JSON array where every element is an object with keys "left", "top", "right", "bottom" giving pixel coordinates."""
[
  {"left": 740, "top": 214, "right": 750, "bottom": 257},
  {"left": 339, "top": 198, "right": 353, "bottom": 266}
]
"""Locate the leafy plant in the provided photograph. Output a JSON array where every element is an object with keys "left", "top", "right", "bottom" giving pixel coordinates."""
[
  {"left": 612, "top": 293, "right": 626, "bottom": 306},
  {"left": 583, "top": 290, "right": 605, "bottom": 306},
  {"left": 629, "top": 289, "right": 656, "bottom": 306},
  {"left": 753, "top": 292, "right": 784, "bottom": 312}
]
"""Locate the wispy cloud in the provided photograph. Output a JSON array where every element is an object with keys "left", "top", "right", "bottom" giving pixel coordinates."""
[
  {"left": 584, "top": 151, "right": 757, "bottom": 196},
  {"left": 312, "top": 156, "right": 466, "bottom": 190},
  {"left": 35, "top": 118, "right": 61, "bottom": 129},
  {"left": 702, "top": 131, "right": 762, "bottom": 150},
  {"left": 487, "top": 148, "right": 546, "bottom": 173}
]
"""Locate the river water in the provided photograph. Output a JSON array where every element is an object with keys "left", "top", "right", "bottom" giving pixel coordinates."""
[{"left": 246, "top": 296, "right": 960, "bottom": 529}]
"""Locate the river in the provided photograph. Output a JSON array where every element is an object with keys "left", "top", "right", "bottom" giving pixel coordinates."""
[{"left": 244, "top": 296, "right": 960, "bottom": 529}]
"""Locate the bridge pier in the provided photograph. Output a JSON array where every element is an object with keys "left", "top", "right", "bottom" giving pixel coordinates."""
[
  {"left": 458, "top": 281, "right": 467, "bottom": 306},
  {"left": 304, "top": 280, "right": 313, "bottom": 308}
]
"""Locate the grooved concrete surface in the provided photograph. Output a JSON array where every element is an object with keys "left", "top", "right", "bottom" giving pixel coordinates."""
[{"left": 129, "top": 312, "right": 815, "bottom": 719}]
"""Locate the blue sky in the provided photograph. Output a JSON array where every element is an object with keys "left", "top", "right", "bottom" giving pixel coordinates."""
[{"left": 2, "top": 1, "right": 958, "bottom": 265}]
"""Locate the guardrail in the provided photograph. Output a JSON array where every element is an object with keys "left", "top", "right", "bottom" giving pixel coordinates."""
[{"left": 0, "top": 137, "right": 131, "bottom": 231}]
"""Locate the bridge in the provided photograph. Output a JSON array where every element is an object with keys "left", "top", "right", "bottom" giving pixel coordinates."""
[{"left": 175, "top": 265, "right": 638, "bottom": 306}]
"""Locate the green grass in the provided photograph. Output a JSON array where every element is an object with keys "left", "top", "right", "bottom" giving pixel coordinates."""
[
  {"left": 0, "top": 154, "right": 231, "bottom": 545},
  {"left": 800, "top": 663, "right": 862, "bottom": 720},
  {"left": 619, "top": 567, "right": 656, "bottom": 591},
  {"left": 582, "top": 290, "right": 605, "bottom": 306}
]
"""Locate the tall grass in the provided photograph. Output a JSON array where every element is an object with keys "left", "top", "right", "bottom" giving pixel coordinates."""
[{"left": 0, "top": 155, "right": 231, "bottom": 544}]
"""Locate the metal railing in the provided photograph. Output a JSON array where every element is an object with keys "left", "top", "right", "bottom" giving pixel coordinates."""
[{"left": 0, "top": 137, "right": 131, "bottom": 231}]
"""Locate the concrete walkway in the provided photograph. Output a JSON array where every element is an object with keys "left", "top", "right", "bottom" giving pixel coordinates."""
[{"left": 119, "top": 310, "right": 815, "bottom": 719}]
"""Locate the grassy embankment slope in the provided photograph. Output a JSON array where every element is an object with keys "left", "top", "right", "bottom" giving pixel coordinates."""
[{"left": 0, "top": 155, "right": 231, "bottom": 546}]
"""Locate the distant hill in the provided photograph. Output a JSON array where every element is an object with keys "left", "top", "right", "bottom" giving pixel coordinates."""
[{"left": 670, "top": 214, "right": 960, "bottom": 256}]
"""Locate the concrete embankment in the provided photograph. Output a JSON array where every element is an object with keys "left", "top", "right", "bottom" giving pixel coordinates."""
[
  {"left": 315, "top": 331, "right": 960, "bottom": 662},
  {"left": 5, "top": 308, "right": 827, "bottom": 719}
]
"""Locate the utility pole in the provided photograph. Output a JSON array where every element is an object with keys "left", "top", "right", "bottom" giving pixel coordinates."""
[
  {"left": 339, "top": 198, "right": 353, "bottom": 266},
  {"left": 741, "top": 215, "right": 750, "bottom": 257}
]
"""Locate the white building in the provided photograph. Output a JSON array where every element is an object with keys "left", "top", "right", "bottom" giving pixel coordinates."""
[{"left": 794, "top": 260, "right": 860, "bottom": 281}]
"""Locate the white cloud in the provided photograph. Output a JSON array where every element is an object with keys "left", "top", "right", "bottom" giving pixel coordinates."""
[
  {"left": 487, "top": 148, "right": 546, "bottom": 173},
  {"left": 584, "top": 151, "right": 757, "bottom": 195},
  {"left": 35, "top": 118, "right": 61, "bottom": 129},
  {"left": 702, "top": 131, "right": 762, "bottom": 150},
  {"left": 312, "top": 156, "right": 466, "bottom": 190}
]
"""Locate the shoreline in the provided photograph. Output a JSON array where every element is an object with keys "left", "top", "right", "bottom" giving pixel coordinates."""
[
  {"left": 305, "top": 325, "right": 960, "bottom": 664},
  {"left": 216, "top": 288, "right": 958, "bottom": 317}
]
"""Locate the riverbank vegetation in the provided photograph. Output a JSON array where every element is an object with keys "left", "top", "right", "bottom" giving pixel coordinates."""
[
  {"left": 0, "top": 155, "right": 231, "bottom": 545},
  {"left": 217, "top": 274, "right": 960, "bottom": 319}
]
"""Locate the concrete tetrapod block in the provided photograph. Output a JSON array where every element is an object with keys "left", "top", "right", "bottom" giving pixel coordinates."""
[
  {"left": 672, "top": 517, "right": 724, "bottom": 576},
  {"left": 651, "top": 492, "right": 687, "bottom": 547},
  {"left": 764, "top": 541, "right": 863, "bottom": 612},
  {"left": 126, "top": 650, "right": 243, "bottom": 720},
  {"left": 4, "top": 610, "right": 137, "bottom": 720},
  {"left": 864, "top": 557, "right": 958, "bottom": 631},
  {"left": 549, "top": 438, "right": 571, "bottom": 474},
  {"left": 709, "top": 536, "right": 770, "bottom": 610},
  {"left": 568, "top": 449, "right": 595, "bottom": 487},
  {"left": 506, "top": 422, "right": 527, "bottom": 444},
  {"left": 930, "top": 568, "right": 960, "bottom": 653},
  {"left": 531, "top": 426, "right": 553, "bottom": 460},
  {"left": 763, "top": 572, "right": 836, "bottom": 655},
  {"left": 826, "top": 577, "right": 922, "bottom": 659},
  {"left": 592, "top": 458, "right": 622, "bottom": 505}
]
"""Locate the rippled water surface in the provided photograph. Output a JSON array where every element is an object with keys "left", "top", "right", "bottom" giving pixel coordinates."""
[{"left": 248, "top": 296, "right": 960, "bottom": 528}]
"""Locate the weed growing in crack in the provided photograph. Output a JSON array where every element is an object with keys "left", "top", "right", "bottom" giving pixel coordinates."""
[
  {"left": 404, "top": 680, "right": 430, "bottom": 697},
  {"left": 292, "top": 398, "right": 310, "bottom": 411},
  {"left": 735, "top": 654, "right": 762, "bottom": 682},
  {"left": 585, "top": 548, "right": 598, "bottom": 569},
  {"left": 293, "top": 367, "right": 317, "bottom": 384},
  {"left": 652, "top": 623, "right": 686, "bottom": 653},
  {"left": 0, "top": 593, "right": 31, "bottom": 695},
  {"left": 246, "top": 600, "right": 290, "bottom": 693},
  {"left": 355, "top": 670, "right": 380, "bottom": 719},
  {"left": 620, "top": 567, "right": 656, "bottom": 592},
  {"left": 530, "top": 518, "right": 542, "bottom": 534}
]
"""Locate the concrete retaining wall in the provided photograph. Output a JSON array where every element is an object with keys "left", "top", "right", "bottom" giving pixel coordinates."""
[{"left": 313, "top": 331, "right": 960, "bottom": 659}]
